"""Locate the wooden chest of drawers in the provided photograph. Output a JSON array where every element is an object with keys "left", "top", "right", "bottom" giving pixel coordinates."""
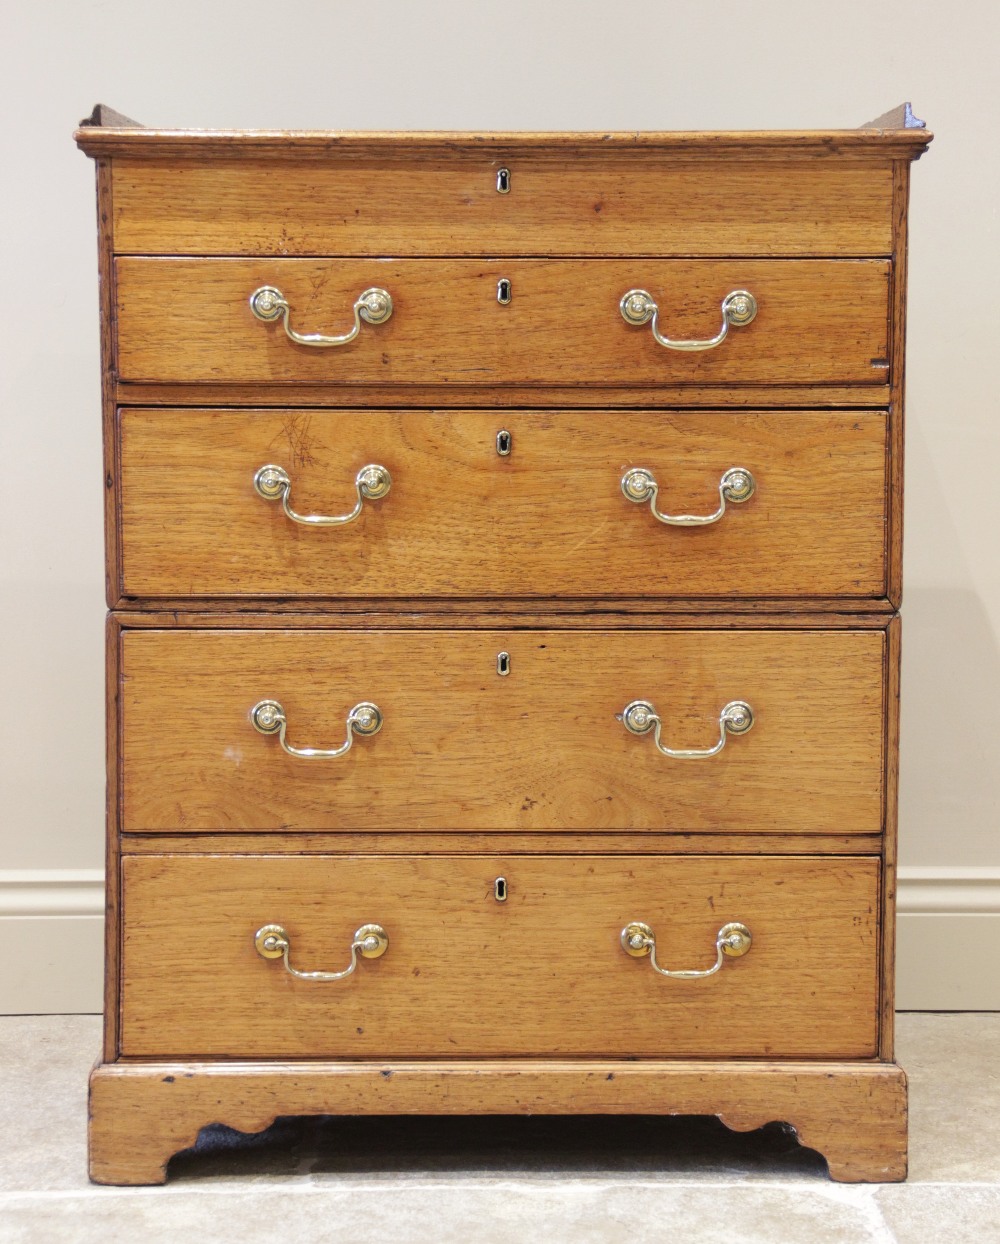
[{"left": 76, "top": 103, "right": 930, "bottom": 1185}]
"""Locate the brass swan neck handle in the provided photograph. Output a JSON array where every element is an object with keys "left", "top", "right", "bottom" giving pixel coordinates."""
[
  {"left": 249, "top": 284, "right": 393, "bottom": 347},
  {"left": 620, "top": 287, "right": 757, "bottom": 352},
  {"left": 621, "top": 921, "right": 752, "bottom": 979},
  {"left": 250, "top": 699, "right": 383, "bottom": 760},
  {"left": 254, "top": 923, "right": 388, "bottom": 981},
  {"left": 619, "top": 699, "right": 754, "bottom": 759}
]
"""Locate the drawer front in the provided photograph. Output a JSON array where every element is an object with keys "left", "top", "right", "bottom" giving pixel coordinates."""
[
  {"left": 119, "top": 853, "right": 880, "bottom": 1058},
  {"left": 111, "top": 157, "right": 894, "bottom": 257},
  {"left": 115, "top": 258, "right": 890, "bottom": 387},
  {"left": 120, "top": 629, "right": 885, "bottom": 833},
  {"left": 119, "top": 408, "right": 888, "bottom": 601}
]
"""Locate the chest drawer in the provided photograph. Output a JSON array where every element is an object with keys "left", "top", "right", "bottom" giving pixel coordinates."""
[
  {"left": 111, "top": 156, "right": 894, "bottom": 257},
  {"left": 118, "top": 407, "right": 888, "bottom": 602},
  {"left": 114, "top": 258, "right": 890, "bottom": 387},
  {"left": 120, "top": 627, "right": 885, "bottom": 834},
  {"left": 119, "top": 853, "right": 880, "bottom": 1059}
]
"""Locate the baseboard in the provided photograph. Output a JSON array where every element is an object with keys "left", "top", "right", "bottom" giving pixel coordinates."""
[
  {"left": 0, "top": 871, "right": 104, "bottom": 1014},
  {"left": 2, "top": 867, "right": 999, "bottom": 1014},
  {"left": 896, "top": 867, "right": 1000, "bottom": 1010}
]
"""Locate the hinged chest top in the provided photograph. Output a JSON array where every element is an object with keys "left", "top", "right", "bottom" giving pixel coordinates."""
[{"left": 77, "top": 104, "right": 929, "bottom": 1186}]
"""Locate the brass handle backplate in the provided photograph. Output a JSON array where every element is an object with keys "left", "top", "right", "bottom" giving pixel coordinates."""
[
  {"left": 254, "top": 463, "right": 391, "bottom": 527},
  {"left": 255, "top": 923, "right": 388, "bottom": 981},
  {"left": 621, "top": 920, "right": 752, "bottom": 979},
  {"left": 251, "top": 699, "right": 383, "bottom": 759},
  {"left": 620, "top": 698, "right": 753, "bottom": 759},
  {"left": 621, "top": 466, "right": 755, "bottom": 527},
  {"left": 620, "top": 288, "right": 757, "bottom": 352},
  {"left": 249, "top": 284, "right": 393, "bottom": 347}
]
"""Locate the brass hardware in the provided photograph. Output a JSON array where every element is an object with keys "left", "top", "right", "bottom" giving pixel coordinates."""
[
  {"left": 251, "top": 699, "right": 383, "bottom": 759},
  {"left": 254, "top": 922, "right": 388, "bottom": 981},
  {"left": 249, "top": 284, "right": 393, "bottom": 347},
  {"left": 619, "top": 699, "right": 753, "bottom": 759},
  {"left": 497, "top": 278, "right": 512, "bottom": 305},
  {"left": 621, "top": 466, "right": 755, "bottom": 527},
  {"left": 619, "top": 288, "right": 757, "bottom": 352},
  {"left": 494, "top": 877, "right": 508, "bottom": 903},
  {"left": 496, "top": 430, "right": 512, "bottom": 456},
  {"left": 496, "top": 651, "right": 511, "bottom": 676},
  {"left": 496, "top": 167, "right": 511, "bottom": 193},
  {"left": 621, "top": 920, "right": 751, "bottom": 978},
  {"left": 254, "top": 462, "right": 391, "bottom": 527}
]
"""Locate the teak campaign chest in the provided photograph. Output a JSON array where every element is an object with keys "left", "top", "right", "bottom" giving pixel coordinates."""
[{"left": 75, "top": 103, "right": 931, "bottom": 1184}]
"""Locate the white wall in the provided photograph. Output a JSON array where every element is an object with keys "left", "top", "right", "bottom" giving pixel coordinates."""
[{"left": 2, "top": 0, "right": 998, "bottom": 1011}]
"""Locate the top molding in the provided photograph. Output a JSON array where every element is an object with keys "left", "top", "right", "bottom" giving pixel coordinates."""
[{"left": 74, "top": 102, "right": 933, "bottom": 162}]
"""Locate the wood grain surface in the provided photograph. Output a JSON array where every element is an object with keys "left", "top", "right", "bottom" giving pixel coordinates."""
[
  {"left": 117, "top": 408, "right": 889, "bottom": 601},
  {"left": 118, "top": 853, "right": 880, "bottom": 1059},
  {"left": 887, "top": 160, "right": 912, "bottom": 609},
  {"left": 109, "top": 157, "right": 894, "bottom": 257},
  {"left": 114, "top": 258, "right": 891, "bottom": 387},
  {"left": 103, "top": 614, "right": 121, "bottom": 1061},
  {"left": 112, "top": 607, "right": 898, "bottom": 625},
  {"left": 119, "top": 628, "right": 885, "bottom": 833},
  {"left": 120, "top": 832, "right": 883, "bottom": 856},
  {"left": 89, "top": 1057, "right": 908, "bottom": 1185},
  {"left": 114, "top": 380, "right": 894, "bottom": 410},
  {"left": 94, "top": 162, "right": 123, "bottom": 1059},
  {"left": 881, "top": 614, "right": 903, "bottom": 1060},
  {"left": 75, "top": 123, "right": 932, "bottom": 160}
]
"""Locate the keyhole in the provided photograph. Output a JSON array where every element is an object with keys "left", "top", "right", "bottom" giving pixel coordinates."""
[
  {"left": 494, "top": 877, "right": 508, "bottom": 902},
  {"left": 497, "top": 278, "right": 512, "bottom": 305},
  {"left": 497, "top": 651, "right": 511, "bottom": 676},
  {"left": 496, "top": 430, "right": 512, "bottom": 456},
  {"left": 496, "top": 167, "right": 511, "bottom": 194}
]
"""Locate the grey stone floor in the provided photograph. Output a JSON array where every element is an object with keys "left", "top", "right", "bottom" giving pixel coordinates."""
[{"left": 1, "top": 1015, "right": 998, "bottom": 1242}]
